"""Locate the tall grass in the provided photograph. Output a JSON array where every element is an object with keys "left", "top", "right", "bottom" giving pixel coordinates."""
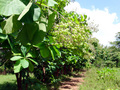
[{"left": 79, "top": 67, "right": 120, "bottom": 90}]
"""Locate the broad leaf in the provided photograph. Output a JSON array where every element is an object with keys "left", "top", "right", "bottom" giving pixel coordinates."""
[
  {"left": 16, "top": 25, "right": 29, "bottom": 45},
  {"left": 0, "top": 0, "right": 26, "bottom": 16},
  {"left": 20, "top": 0, "right": 29, "bottom": 5},
  {"left": 32, "top": 29, "right": 46, "bottom": 45},
  {"left": 10, "top": 56, "right": 23, "bottom": 61},
  {"left": 38, "top": 43, "right": 51, "bottom": 58},
  {"left": 17, "top": 23, "right": 38, "bottom": 45},
  {"left": 14, "top": 60, "right": 22, "bottom": 73},
  {"left": 20, "top": 59, "right": 29, "bottom": 68},
  {"left": 28, "top": 61, "right": 34, "bottom": 72},
  {"left": 17, "top": 23, "right": 46, "bottom": 45},
  {"left": 18, "top": 2, "right": 41, "bottom": 23},
  {"left": 18, "top": 1, "right": 32, "bottom": 21},
  {"left": 37, "top": 17, "right": 47, "bottom": 32},
  {"left": 1, "top": 15, "right": 22, "bottom": 34},
  {"left": 47, "top": 12, "right": 55, "bottom": 31},
  {"left": 48, "top": 0, "right": 57, "bottom": 6}
]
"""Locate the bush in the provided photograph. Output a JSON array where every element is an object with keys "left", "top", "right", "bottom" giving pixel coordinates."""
[{"left": 97, "top": 67, "right": 117, "bottom": 81}]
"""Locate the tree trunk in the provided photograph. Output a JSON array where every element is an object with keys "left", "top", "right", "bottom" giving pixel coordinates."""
[
  {"left": 25, "top": 72, "right": 29, "bottom": 90},
  {"left": 3, "top": 66, "right": 6, "bottom": 75},
  {"left": 16, "top": 72, "right": 22, "bottom": 90},
  {"left": 43, "top": 67, "right": 46, "bottom": 82}
]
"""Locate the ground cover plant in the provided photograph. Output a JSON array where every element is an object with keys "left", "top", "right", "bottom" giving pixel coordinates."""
[{"left": 79, "top": 67, "right": 120, "bottom": 90}]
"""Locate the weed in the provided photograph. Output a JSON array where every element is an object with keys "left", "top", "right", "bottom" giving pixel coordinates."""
[{"left": 79, "top": 67, "right": 120, "bottom": 90}]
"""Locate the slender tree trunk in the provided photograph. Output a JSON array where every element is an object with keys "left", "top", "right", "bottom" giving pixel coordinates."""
[
  {"left": 25, "top": 72, "right": 29, "bottom": 90},
  {"left": 43, "top": 66, "right": 46, "bottom": 82},
  {"left": 16, "top": 72, "right": 22, "bottom": 90},
  {"left": 3, "top": 66, "right": 6, "bottom": 75},
  {"left": 64, "top": 65, "right": 66, "bottom": 75}
]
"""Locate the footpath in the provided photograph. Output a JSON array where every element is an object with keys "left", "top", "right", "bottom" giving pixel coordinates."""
[{"left": 59, "top": 70, "right": 86, "bottom": 90}]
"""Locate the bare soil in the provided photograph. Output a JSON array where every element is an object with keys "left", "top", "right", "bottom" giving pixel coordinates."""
[{"left": 59, "top": 70, "right": 86, "bottom": 90}]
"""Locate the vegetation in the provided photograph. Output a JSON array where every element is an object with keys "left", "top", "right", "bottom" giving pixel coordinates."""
[
  {"left": 0, "top": 0, "right": 120, "bottom": 90},
  {"left": 80, "top": 67, "right": 120, "bottom": 90}
]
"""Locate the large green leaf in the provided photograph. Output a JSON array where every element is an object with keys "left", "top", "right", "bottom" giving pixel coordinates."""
[
  {"left": 37, "top": 17, "right": 47, "bottom": 32},
  {"left": 32, "top": 29, "right": 46, "bottom": 45},
  {"left": 10, "top": 56, "right": 23, "bottom": 61},
  {"left": 14, "top": 60, "right": 22, "bottom": 73},
  {"left": 17, "top": 23, "right": 46, "bottom": 45},
  {"left": 47, "top": 12, "right": 55, "bottom": 31},
  {"left": 48, "top": 0, "right": 57, "bottom": 6},
  {"left": 40, "top": 45, "right": 51, "bottom": 58},
  {"left": 16, "top": 26, "right": 29, "bottom": 45},
  {"left": 17, "top": 23, "right": 38, "bottom": 45},
  {"left": 0, "top": 0, "right": 26, "bottom": 16},
  {"left": 18, "top": 2, "right": 41, "bottom": 23},
  {"left": 20, "top": 59, "right": 29, "bottom": 68},
  {"left": 18, "top": 1, "right": 32, "bottom": 21},
  {"left": 1, "top": 15, "right": 22, "bottom": 34},
  {"left": 20, "top": 0, "right": 29, "bottom": 5}
]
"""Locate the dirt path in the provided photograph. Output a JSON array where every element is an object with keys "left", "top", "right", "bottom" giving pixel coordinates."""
[{"left": 59, "top": 71, "right": 86, "bottom": 90}]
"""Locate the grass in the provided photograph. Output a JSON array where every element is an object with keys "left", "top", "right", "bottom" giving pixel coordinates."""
[
  {"left": 0, "top": 74, "right": 17, "bottom": 90},
  {"left": 0, "top": 74, "right": 16, "bottom": 84},
  {"left": 79, "top": 67, "right": 120, "bottom": 90},
  {"left": 0, "top": 74, "right": 47, "bottom": 90}
]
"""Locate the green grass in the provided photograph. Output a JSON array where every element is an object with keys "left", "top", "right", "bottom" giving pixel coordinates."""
[
  {"left": 0, "top": 74, "right": 16, "bottom": 84},
  {"left": 0, "top": 74, "right": 47, "bottom": 90},
  {"left": 79, "top": 67, "right": 120, "bottom": 90},
  {"left": 0, "top": 74, "right": 17, "bottom": 90}
]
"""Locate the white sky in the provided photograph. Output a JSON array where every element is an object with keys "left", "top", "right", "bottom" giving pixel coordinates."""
[{"left": 64, "top": 2, "right": 120, "bottom": 46}]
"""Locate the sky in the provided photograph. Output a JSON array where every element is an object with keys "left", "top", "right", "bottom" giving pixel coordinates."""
[{"left": 64, "top": 0, "right": 120, "bottom": 46}]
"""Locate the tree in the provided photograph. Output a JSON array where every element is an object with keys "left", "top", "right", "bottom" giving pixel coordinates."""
[
  {"left": 0, "top": 0, "right": 60, "bottom": 89},
  {"left": 115, "top": 32, "right": 120, "bottom": 48},
  {"left": 109, "top": 32, "right": 120, "bottom": 67}
]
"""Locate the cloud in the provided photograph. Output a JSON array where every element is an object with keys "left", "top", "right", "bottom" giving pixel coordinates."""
[{"left": 64, "top": 2, "right": 120, "bottom": 46}]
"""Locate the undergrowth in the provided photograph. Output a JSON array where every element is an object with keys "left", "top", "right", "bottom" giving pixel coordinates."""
[{"left": 79, "top": 67, "right": 120, "bottom": 90}]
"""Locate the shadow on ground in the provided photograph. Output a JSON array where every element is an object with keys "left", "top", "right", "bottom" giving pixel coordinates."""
[{"left": 0, "top": 82, "right": 17, "bottom": 90}]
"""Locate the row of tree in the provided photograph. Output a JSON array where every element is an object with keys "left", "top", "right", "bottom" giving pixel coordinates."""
[{"left": 0, "top": 0, "right": 119, "bottom": 90}]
